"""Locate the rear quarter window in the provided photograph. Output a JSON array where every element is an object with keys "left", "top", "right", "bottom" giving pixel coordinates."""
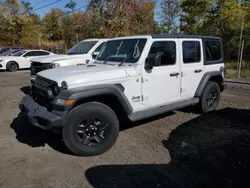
[{"left": 205, "top": 41, "right": 222, "bottom": 61}]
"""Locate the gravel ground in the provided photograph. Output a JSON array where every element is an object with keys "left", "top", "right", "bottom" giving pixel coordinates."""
[{"left": 0, "top": 70, "right": 250, "bottom": 188}]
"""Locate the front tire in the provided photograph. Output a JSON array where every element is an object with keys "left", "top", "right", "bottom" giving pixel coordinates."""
[
  {"left": 200, "top": 81, "right": 220, "bottom": 113},
  {"left": 6, "top": 61, "right": 18, "bottom": 72},
  {"left": 63, "top": 102, "right": 119, "bottom": 156}
]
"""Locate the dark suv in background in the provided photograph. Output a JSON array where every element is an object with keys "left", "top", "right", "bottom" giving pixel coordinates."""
[{"left": 0, "top": 46, "right": 25, "bottom": 55}]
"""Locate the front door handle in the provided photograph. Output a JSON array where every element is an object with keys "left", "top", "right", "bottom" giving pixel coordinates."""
[
  {"left": 194, "top": 69, "right": 202, "bottom": 73},
  {"left": 170, "top": 72, "right": 180, "bottom": 77}
]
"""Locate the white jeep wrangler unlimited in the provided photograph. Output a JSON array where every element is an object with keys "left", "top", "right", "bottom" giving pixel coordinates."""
[
  {"left": 19, "top": 35, "right": 226, "bottom": 156},
  {"left": 29, "top": 38, "right": 109, "bottom": 82}
]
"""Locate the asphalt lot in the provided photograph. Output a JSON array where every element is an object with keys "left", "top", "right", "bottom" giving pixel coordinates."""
[{"left": 0, "top": 70, "right": 250, "bottom": 188}]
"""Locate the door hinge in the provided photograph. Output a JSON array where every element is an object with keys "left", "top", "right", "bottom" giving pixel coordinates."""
[
  {"left": 141, "top": 77, "right": 148, "bottom": 83},
  {"left": 180, "top": 88, "right": 186, "bottom": 93},
  {"left": 142, "top": 94, "right": 149, "bottom": 101},
  {"left": 181, "top": 72, "right": 186, "bottom": 77}
]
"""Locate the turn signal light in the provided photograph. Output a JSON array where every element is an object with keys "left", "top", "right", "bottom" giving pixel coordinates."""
[{"left": 64, "top": 99, "right": 74, "bottom": 105}]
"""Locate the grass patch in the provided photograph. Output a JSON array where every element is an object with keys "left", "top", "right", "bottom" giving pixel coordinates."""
[
  {"left": 225, "top": 69, "right": 237, "bottom": 79},
  {"left": 225, "top": 62, "right": 250, "bottom": 79},
  {"left": 226, "top": 61, "right": 250, "bottom": 70}
]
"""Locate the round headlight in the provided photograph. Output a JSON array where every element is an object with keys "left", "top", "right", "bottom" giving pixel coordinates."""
[
  {"left": 61, "top": 81, "right": 68, "bottom": 90},
  {"left": 52, "top": 63, "right": 60, "bottom": 68}
]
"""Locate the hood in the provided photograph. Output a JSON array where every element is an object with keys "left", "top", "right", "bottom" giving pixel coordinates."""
[
  {"left": 0, "top": 56, "right": 21, "bottom": 61},
  {"left": 37, "top": 63, "right": 136, "bottom": 87},
  {"left": 31, "top": 54, "right": 90, "bottom": 63}
]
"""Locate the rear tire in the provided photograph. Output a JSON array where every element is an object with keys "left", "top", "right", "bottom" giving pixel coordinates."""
[
  {"left": 62, "top": 102, "right": 119, "bottom": 156},
  {"left": 6, "top": 61, "right": 18, "bottom": 72},
  {"left": 199, "top": 81, "right": 220, "bottom": 113}
]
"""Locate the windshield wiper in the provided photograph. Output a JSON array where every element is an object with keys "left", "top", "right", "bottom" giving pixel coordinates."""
[
  {"left": 118, "top": 50, "right": 134, "bottom": 67},
  {"left": 103, "top": 55, "right": 112, "bottom": 64},
  {"left": 118, "top": 40, "right": 139, "bottom": 67}
]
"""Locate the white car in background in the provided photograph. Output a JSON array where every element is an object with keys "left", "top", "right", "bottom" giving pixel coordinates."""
[
  {"left": 0, "top": 50, "right": 54, "bottom": 72},
  {"left": 29, "top": 38, "right": 109, "bottom": 82}
]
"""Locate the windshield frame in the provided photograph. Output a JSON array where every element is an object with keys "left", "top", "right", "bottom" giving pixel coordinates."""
[
  {"left": 96, "top": 38, "right": 147, "bottom": 64},
  {"left": 67, "top": 40, "right": 98, "bottom": 55}
]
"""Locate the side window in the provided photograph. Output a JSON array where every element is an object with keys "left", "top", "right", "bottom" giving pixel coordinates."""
[
  {"left": 25, "top": 51, "right": 50, "bottom": 56},
  {"left": 182, "top": 41, "right": 201, "bottom": 63},
  {"left": 94, "top": 42, "right": 105, "bottom": 53},
  {"left": 205, "top": 41, "right": 222, "bottom": 61},
  {"left": 148, "top": 41, "right": 176, "bottom": 66},
  {"left": 35, "top": 51, "right": 50, "bottom": 56},
  {"left": 24, "top": 51, "right": 37, "bottom": 57}
]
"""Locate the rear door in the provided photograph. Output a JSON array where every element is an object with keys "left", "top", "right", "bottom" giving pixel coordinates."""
[{"left": 180, "top": 39, "right": 204, "bottom": 99}]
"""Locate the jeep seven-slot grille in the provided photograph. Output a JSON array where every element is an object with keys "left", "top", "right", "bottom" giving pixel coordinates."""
[
  {"left": 30, "top": 62, "right": 54, "bottom": 76},
  {"left": 31, "top": 76, "right": 57, "bottom": 109}
]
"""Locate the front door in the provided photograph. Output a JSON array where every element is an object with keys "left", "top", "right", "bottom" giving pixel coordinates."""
[
  {"left": 179, "top": 39, "right": 204, "bottom": 99},
  {"left": 141, "top": 39, "right": 181, "bottom": 107}
]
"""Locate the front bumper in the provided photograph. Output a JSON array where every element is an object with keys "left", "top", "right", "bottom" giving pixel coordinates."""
[
  {"left": 30, "top": 75, "right": 36, "bottom": 82},
  {"left": 19, "top": 95, "right": 62, "bottom": 130},
  {"left": 0, "top": 64, "right": 5, "bottom": 69}
]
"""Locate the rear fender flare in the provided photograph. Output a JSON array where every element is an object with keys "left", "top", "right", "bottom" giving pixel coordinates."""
[{"left": 195, "top": 71, "right": 223, "bottom": 97}]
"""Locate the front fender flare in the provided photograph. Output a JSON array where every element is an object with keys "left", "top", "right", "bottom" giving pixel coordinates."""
[{"left": 56, "top": 84, "right": 133, "bottom": 116}]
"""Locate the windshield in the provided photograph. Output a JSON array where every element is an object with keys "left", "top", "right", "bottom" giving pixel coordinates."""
[
  {"left": 1, "top": 48, "right": 10, "bottom": 53},
  {"left": 9, "top": 49, "right": 21, "bottom": 55},
  {"left": 1, "top": 50, "right": 11, "bottom": 56},
  {"left": 67, "top": 41, "right": 98, "bottom": 55},
  {"left": 97, "top": 38, "right": 147, "bottom": 63},
  {"left": 12, "top": 50, "right": 27, "bottom": 57}
]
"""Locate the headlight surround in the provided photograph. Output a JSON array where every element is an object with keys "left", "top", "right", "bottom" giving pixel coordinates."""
[
  {"left": 52, "top": 84, "right": 60, "bottom": 95},
  {"left": 52, "top": 63, "right": 60, "bottom": 68}
]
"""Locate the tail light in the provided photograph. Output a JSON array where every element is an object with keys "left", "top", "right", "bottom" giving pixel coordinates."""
[
  {"left": 220, "top": 66, "right": 226, "bottom": 74},
  {"left": 223, "top": 66, "right": 226, "bottom": 74}
]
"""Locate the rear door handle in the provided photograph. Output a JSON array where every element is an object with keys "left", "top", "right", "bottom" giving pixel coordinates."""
[
  {"left": 194, "top": 69, "right": 202, "bottom": 73},
  {"left": 170, "top": 72, "right": 180, "bottom": 77}
]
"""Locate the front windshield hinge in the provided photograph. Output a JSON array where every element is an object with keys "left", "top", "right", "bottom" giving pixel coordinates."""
[{"left": 141, "top": 77, "right": 148, "bottom": 83}]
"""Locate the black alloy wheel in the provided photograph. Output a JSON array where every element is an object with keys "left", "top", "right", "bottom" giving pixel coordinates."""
[
  {"left": 206, "top": 88, "right": 218, "bottom": 108},
  {"left": 200, "top": 81, "right": 221, "bottom": 113},
  {"left": 7, "top": 61, "right": 18, "bottom": 72},
  {"left": 76, "top": 116, "right": 109, "bottom": 147},
  {"left": 63, "top": 102, "right": 119, "bottom": 156}
]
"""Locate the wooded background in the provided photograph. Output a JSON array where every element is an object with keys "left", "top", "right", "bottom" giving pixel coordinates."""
[{"left": 0, "top": 0, "right": 250, "bottom": 62}]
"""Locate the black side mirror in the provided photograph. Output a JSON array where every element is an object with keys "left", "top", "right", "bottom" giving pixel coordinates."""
[
  {"left": 92, "top": 51, "right": 99, "bottom": 59},
  {"left": 145, "top": 55, "right": 154, "bottom": 69},
  {"left": 145, "top": 53, "right": 163, "bottom": 70}
]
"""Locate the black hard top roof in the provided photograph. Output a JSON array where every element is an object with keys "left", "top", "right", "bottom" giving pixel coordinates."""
[{"left": 151, "top": 34, "right": 221, "bottom": 40}]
